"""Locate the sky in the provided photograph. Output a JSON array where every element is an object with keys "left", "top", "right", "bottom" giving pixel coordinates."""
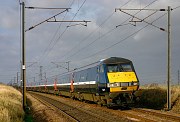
[{"left": 0, "top": 0, "right": 180, "bottom": 85}]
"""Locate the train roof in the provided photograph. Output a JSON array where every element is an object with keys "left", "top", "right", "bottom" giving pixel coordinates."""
[{"left": 100, "top": 57, "right": 132, "bottom": 64}]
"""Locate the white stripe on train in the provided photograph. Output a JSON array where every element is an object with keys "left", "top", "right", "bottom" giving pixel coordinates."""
[{"left": 26, "top": 81, "right": 96, "bottom": 87}]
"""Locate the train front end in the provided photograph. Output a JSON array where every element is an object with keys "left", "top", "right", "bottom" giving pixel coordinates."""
[{"left": 102, "top": 57, "right": 139, "bottom": 107}]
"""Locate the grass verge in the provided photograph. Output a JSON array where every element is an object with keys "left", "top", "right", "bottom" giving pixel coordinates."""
[{"left": 0, "top": 84, "right": 24, "bottom": 122}]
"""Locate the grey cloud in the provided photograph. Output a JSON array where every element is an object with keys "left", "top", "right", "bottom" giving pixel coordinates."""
[{"left": 1, "top": 0, "right": 180, "bottom": 85}]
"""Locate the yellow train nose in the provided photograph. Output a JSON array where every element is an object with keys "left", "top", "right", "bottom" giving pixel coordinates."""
[
  {"left": 107, "top": 72, "right": 139, "bottom": 92},
  {"left": 107, "top": 72, "right": 138, "bottom": 83}
]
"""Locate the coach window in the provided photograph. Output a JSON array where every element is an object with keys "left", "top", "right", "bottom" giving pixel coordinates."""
[
  {"left": 74, "top": 74, "right": 78, "bottom": 82},
  {"left": 80, "top": 74, "right": 87, "bottom": 82},
  {"left": 100, "top": 65, "right": 104, "bottom": 73}
]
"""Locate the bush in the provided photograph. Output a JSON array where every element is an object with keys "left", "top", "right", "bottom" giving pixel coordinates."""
[{"left": 138, "top": 88, "right": 167, "bottom": 109}]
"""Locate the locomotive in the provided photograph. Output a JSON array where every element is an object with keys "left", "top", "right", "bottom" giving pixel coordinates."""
[{"left": 27, "top": 57, "right": 139, "bottom": 107}]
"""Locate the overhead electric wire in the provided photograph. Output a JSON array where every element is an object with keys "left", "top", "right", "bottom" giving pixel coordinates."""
[
  {"left": 35, "top": 0, "right": 75, "bottom": 63},
  {"left": 38, "top": 0, "right": 159, "bottom": 80},
  {"left": 80, "top": 13, "right": 167, "bottom": 62},
  {"left": 29, "top": 0, "right": 159, "bottom": 80},
  {"left": 28, "top": 0, "right": 87, "bottom": 79},
  {"left": 173, "top": 5, "right": 180, "bottom": 10},
  {"left": 49, "top": 0, "right": 87, "bottom": 47},
  {"left": 61, "top": 0, "right": 159, "bottom": 62},
  {"left": 25, "top": 7, "right": 71, "bottom": 10},
  {"left": 60, "top": 12, "right": 115, "bottom": 61},
  {"left": 65, "top": 27, "right": 117, "bottom": 61},
  {"left": 39, "top": 0, "right": 159, "bottom": 79},
  {"left": 141, "top": 10, "right": 158, "bottom": 20},
  {"left": 115, "top": 0, "right": 159, "bottom": 27},
  {"left": 25, "top": 9, "right": 69, "bottom": 32},
  {"left": 70, "top": 0, "right": 160, "bottom": 62},
  {"left": 59, "top": 0, "right": 134, "bottom": 61},
  {"left": 38, "top": 0, "right": 87, "bottom": 63},
  {"left": 38, "top": 11, "right": 69, "bottom": 63},
  {"left": 119, "top": 9, "right": 166, "bottom": 31},
  {"left": 26, "top": 3, "right": 72, "bottom": 80}
]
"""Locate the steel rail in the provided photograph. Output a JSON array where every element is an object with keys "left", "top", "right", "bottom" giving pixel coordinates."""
[
  {"left": 29, "top": 92, "right": 78, "bottom": 122},
  {"left": 132, "top": 108, "right": 180, "bottom": 121},
  {"left": 29, "top": 92, "right": 117, "bottom": 122}
]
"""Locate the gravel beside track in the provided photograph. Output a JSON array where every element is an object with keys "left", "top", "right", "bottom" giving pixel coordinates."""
[
  {"left": 131, "top": 108, "right": 180, "bottom": 122},
  {"left": 28, "top": 91, "right": 180, "bottom": 122},
  {"left": 26, "top": 93, "right": 70, "bottom": 122},
  {"left": 29, "top": 92, "right": 129, "bottom": 122}
]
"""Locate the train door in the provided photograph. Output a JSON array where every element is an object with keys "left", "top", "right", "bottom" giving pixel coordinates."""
[{"left": 98, "top": 64, "right": 107, "bottom": 93}]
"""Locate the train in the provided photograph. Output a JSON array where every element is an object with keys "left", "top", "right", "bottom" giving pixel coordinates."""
[{"left": 27, "top": 57, "right": 139, "bottom": 107}]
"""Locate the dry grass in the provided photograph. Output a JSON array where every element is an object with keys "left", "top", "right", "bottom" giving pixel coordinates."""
[
  {"left": 136, "top": 84, "right": 180, "bottom": 113},
  {"left": 0, "top": 84, "right": 24, "bottom": 122},
  {"left": 170, "top": 85, "right": 180, "bottom": 113}
]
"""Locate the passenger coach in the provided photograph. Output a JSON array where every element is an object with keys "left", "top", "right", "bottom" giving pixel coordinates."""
[{"left": 27, "top": 57, "right": 139, "bottom": 107}]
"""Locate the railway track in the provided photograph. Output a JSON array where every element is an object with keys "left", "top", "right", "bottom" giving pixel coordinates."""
[
  {"left": 131, "top": 108, "right": 180, "bottom": 122},
  {"left": 29, "top": 91, "right": 180, "bottom": 122},
  {"left": 29, "top": 92, "right": 129, "bottom": 122},
  {"left": 115, "top": 107, "right": 180, "bottom": 122}
]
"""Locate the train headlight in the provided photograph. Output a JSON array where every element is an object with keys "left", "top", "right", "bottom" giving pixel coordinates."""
[
  {"left": 133, "top": 82, "right": 138, "bottom": 86},
  {"left": 107, "top": 83, "right": 114, "bottom": 87},
  {"left": 116, "top": 83, "right": 120, "bottom": 87},
  {"left": 107, "top": 83, "right": 120, "bottom": 87}
]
